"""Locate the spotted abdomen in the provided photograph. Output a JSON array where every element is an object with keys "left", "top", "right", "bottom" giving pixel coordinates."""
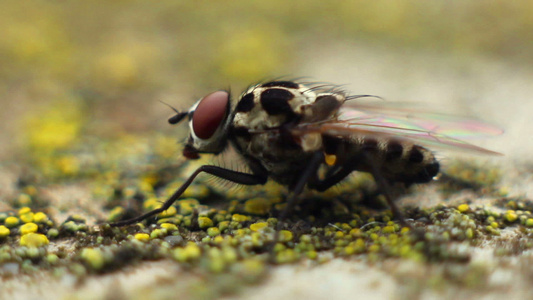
[{"left": 322, "top": 134, "right": 439, "bottom": 185}]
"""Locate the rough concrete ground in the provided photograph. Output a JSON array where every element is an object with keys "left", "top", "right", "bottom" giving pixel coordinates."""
[{"left": 1, "top": 43, "right": 533, "bottom": 300}]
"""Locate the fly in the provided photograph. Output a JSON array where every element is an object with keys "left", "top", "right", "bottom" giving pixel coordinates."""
[{"left": 110, "top": 80, "right": 502, "bottom": 227}]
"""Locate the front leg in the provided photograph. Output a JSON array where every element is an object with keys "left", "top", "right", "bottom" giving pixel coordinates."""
[
  {"left": 110, "top": 164, "right": 268, "bottom": 227},
  {"left": 278, "top": 151, "right": 325, "bottom": 221},
  {"left": 271, "top": 151, "right": 324, "bottom": 261}
]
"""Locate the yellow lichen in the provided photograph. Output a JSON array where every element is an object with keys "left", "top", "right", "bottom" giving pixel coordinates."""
[
  {"left": 250, "top": 222, "right": 268, "bottom": 232},
  {"left": 158, "top": 206, "right": 177, "bottom": 218},
  {"left": 20, "top": 233, "right": 49, "bottom": 247},
  {"left": 232, "top": 214, "right": 249, "bottom": 222},
  {"left": 33, "top": 212, "right": 49, "bottom": 223},
  {"left": 20, "top": 222, "right": 38, "bottom": 235},
  {"left": 161, "top": 223, "right": 178, "bottom": 231},
  {"left": 457, "top": 204, "right": 470, "bottom": 213},
  {"left": 5, "top": 216, "right": 19, "bottom": 228},
  {"left": 0, "top": 225, "right": 10, "bottom": 238},
  {"left": 81, "top": 248, "right": 105, "bottom": 270},
  {"left": 198, "top": 217, "right": 214, "bottom": 229},
  {"left": 207, "top": 227, "right": 221, "bottom": 237},
  {"left": 134, "top": 233, "right": 150, "bottom": 242},
  {"left": 505, "top": 210, "right": 518, "bottom": 223},
  {"left": 19, "top": 212, "right": 34, "bottom": 223},
  {"left": 243, "top": 198, "right": 271, "bottom": 215},
  {"left": 173, "top": 243, "right": 201, "bottom": 262},
  {"left": 18, "top": 207, "right": 32, "bottom": 215},
  {"left": 279, "top": 230, "right": 293, "bottom": 242}
]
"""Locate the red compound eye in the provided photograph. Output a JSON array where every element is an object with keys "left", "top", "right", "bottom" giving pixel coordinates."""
[{"left": 192, "top": 91, "right": 229, "bottom": 139}]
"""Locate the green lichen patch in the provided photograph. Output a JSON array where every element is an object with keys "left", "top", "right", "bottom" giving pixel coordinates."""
[
  {"left": 0, "top": 133, "right": 527, "bottom": 298},
  {"left": 4, "top": 172, "right": 529, "bottom": 278}
]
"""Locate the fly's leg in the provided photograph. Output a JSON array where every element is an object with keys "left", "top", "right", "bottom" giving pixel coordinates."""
[
  {"left": 278, "top": 151, "right": 325, "bottom": 221},
  {"left": 309, "top": 153, "right": 408, "bottom": 226},
  {"left": 110, "top": 164, "right": 268, "bottom": 227},
  {"left": 271, "top": 151, "right": 324, "bottom": 261},
  {"left": 366, "top": 169, "right": 407, "bottom": 226},
  {"left": 360, "top": 152, "right": 408, "bottom": 226},
  {"left": 309, "top": 165, "right": 354, "bottom": 192}
]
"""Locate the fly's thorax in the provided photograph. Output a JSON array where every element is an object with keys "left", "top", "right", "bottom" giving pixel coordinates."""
[
  {"left": 231, "top": 81, "right": 346, "bottom": 154},
  {"left": 229, "top": 81, "right": 348, "bottom": 183},
  {"left": 228, "top": 128, "right": 315, "bottom": 186},
  {"left": 232, "top": 82, "right": 318, "bottom": 131}
]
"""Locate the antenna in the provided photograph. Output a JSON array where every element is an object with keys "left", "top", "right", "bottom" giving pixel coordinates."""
[{"left": 159, "top": 101, "right": 188, "bottom": 124}]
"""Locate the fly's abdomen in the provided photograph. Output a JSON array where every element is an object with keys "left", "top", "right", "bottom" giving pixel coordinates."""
[{"left": 322, "top": 135, "right": 440, "bottom": 185}]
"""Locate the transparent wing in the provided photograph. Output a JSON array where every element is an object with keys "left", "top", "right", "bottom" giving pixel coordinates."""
[{"left": 293, "top": 98, "right": 503, "bottom": 155}]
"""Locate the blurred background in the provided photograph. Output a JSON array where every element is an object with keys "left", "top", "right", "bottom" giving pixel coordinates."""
[{"left": 1, "top": 0, "right": 532, "bottom": 183}]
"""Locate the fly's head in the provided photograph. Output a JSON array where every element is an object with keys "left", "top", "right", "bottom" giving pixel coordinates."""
[{"left": 168, "top": 90, "right": 232, "bottom": 159}]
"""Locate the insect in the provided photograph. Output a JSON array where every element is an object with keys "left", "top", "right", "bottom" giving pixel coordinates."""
[{"left": 111, "top": 80, "right": 502, "bottom": 227}]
